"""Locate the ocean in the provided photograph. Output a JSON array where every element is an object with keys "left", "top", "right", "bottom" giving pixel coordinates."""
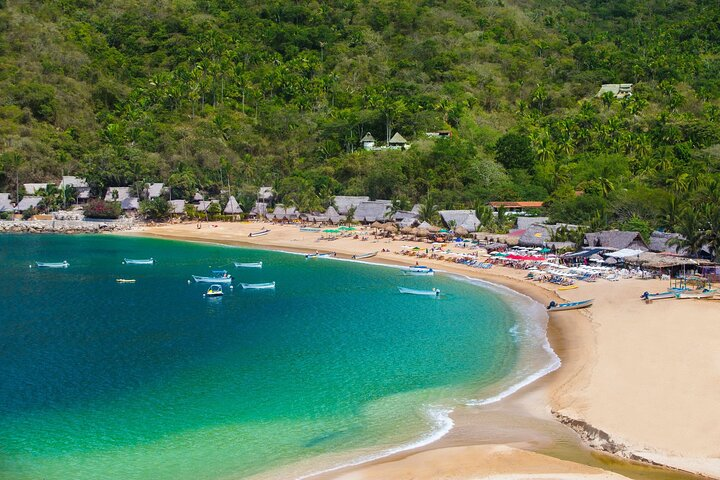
[{"left": 0, "top": 234, "right": 556, "bottom": 480}]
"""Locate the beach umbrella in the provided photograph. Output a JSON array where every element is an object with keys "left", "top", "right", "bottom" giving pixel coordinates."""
[
  {"left": 400, "top": 226, "right": 414, "bottom": 235},
  {"left": 410, "top": 227, "right": 419, "bottom": 236},
  {"left": 371, "top": 221, "right": 383, "bottom": 229},
  {"left": 384, "top": 224, "right": 398, "bottom": 233},
  {"left": 417, "top": 228, "right": 429, "bottom": 238},
  {"left": 604, "top": 257, "right": 618, "bottom": 265},
  {"left": 428, "top": 225, "right": 440, "bottom": 233}
]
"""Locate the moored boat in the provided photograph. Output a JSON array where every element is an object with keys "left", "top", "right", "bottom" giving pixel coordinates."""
[
  {"left": 402, "top": 265, "right": 434, "bottom": 276},
  {"left": 192, "top": 275, "right": 233, "bottom": 284},
  {"left": 116, "top": 278, "right": 136, "bottom": 284},
  {"left": 352, "top": 251, "right": 378, "bottom": 260},
  {"left": 234, "top": 261, "right": 263, "bottom": 268},
  {"left": 204, "top": 284, "right": 224, "bottom": 297},
  {"left": 248, "top": 229, "right": 270, "bottom": 237},
  {"left": 305, "top": 252, "right": 336, "bottom": 259},
  {"left": 547, "top": 299, "right": 593, "bottom": 311},
  {"left": 240, "top": 282, "right": 276, "bottom": 289},
  {"left": 35, "top": 261, "right": 69, "bottom": 268},
  {"left": 397, "top": 286, "right": 440, "bottom": 297},
  {"left": 123, "top": 258, "right": 154, "bottom": 265},
  {"left": 300, "top": 227, "right": 321, "bottom": 232}
]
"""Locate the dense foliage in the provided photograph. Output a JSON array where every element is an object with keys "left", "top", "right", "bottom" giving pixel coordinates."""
[
  {"left": 83, "top": 200, "right": 122, "bottom": 219},
  {"left": 1, "top": 0, "right": 720, "bottom": 245}
]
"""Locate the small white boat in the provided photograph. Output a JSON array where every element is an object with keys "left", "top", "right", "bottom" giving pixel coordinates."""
[
  {"left": 192, "top": 275, "right": 233, "bottom": 284},
  {"left": 352, "top": 251, "right": 378, "bottom": 260},
  {"left": 124, "top": 258, "right": 154, "bottom": 265},
  {"left": 402, "top": 266, "right": 434, "bottom": 276},
  {"left": 398, "top": 287, "right": 440, "bottom": 297},
  {"left": 240, "top": 282, "right": 276, "bottom": 289},
  {"left": 547, "top": 299, "right": 593, "bottom": 311},
  {"left": 35, "top": 261, "right": 69, "bottom": 268},
  {"left": 116, "top": 278, "right": 136, "bottom": 284},
  {"left": 204, "top": 284, "right": 224, "bottom": 297},
  {"left": 300, "top": 227, "right": 321, "bottom": 232},
  {"left": 677, "top": 288, "right": 717, "bottom": 299},
  {"left": 234, "top": 261, "right": 263, "bottom": 268},
  {"left": 248, "top": 229, "right": 270, "bottom": 237}
]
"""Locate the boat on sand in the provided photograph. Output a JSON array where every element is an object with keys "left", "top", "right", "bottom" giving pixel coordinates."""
[
  {"left": 677, "top": 288, "right": 717, "bottom": 299},
  {"left": 547, "top": 299, "right": 593, "bottom": 311},
  {"left": 248, "top": 229, "right": 270, "bottom": 237},
  {"left": 352, "top": 251, "right": 378, "bottom": 260},
  {"left": 640, "top": 291, "right": 676, "bottom": 302}
]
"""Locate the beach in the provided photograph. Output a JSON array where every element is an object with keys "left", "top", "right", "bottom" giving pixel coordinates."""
[{"left": 130, "top": 221, "right": 720, "bottom": 479}]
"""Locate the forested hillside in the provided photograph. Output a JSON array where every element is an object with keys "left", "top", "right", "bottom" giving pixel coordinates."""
[{"left": 1, "top": 0, "right": 720, "bottom": 236}]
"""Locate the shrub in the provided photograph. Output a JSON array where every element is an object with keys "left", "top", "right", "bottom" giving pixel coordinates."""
[
  {"left": 83, "top": 199, "right": 122, "bottom": 219},
  {"left": 21, "top": 207, "right": 37, "bottom": 220}
]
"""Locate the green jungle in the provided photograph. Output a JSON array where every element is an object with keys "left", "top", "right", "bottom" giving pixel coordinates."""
[{"left": 1, "top": 0, "right": 720, "bottom": 251}]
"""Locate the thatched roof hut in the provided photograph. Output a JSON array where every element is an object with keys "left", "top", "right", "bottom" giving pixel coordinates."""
[
  {"left": 584, "top": 230, "right": 649, "bottom": 251},
  {"left": 224, "top": 196, "right": 243, "bottom": 215}
]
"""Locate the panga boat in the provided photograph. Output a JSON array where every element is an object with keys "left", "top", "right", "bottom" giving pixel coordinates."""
[
  {"left": 547, "top": 299, "right": 593, "bottom": 311},
  {"left": 398, "top": 287, "right": 440, "bottom": 297},
  {"left": 204, "top": 284, "right": 224, "bottom": 297},
  {"left": 305, "top": 252, "right": 336, "bottom": 259},
  {"left": 677, "top": 288, "right": 717, "bottom": 299},
  {"left": 240, "top": 282, "right": 276, "bottom": 289},
  {"left": 234, "top": 261, "right": 263, "bottom": 268},
  {"left": 557, "top": 285, "right": 578, "bottom": 291},
  {"left": 192, "top": 273, "right": 233, "bottom": 284},
  {"left": 640, "top": 291, "right": 676, "bottom": 301},
  {"left": 402, "top": 266, "right": 434, "bottom": 276},
  {"left": 352, "top": 251, "right": 378, "bottom": 260},
  {"left": 116, "top": 278, "right": 136, "bottom": 284},
  {"left": 35, "top": 261, "right": 69, "bottom": 268},
  {"left": 248, "top": 229, "right": 270, "bottom": 237},
  {"left": 123, "top": 258, "right": 154, "bottom": 265},
  {"left": 300, "top": 227, "right": 321, "bottom": 232}
]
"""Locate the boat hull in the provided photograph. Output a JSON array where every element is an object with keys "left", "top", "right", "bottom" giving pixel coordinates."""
[
  {"left": 248, "top": 230, "right": 270, "bottom": 237},
  {"left": 398, "top": 287, "right": 439, "bottom": 297},
  {"left": 192, "top": 276, "right": 232, "bottom": 284},
  {"left": 124, "top": 259, "right": 154, "bottom": 265},
  {"left": 35, "top": 262, "right": 68, "bottom": 268},
  {"left": 547, "top": 299, "right": 593, "bottom": 311},
  {"left": 352, "top": 252, "right": 378, "bottom": 260},
  {"left": 234, "top": 262, "right": 263, "bottom": 268},
  {"left": 240, "top": 282, "right": 275, "bottom": 289}
]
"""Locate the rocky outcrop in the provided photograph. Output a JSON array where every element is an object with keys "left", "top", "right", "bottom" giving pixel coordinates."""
[{"left": 0, "top": 219, "right": 136, "bottom": 233}]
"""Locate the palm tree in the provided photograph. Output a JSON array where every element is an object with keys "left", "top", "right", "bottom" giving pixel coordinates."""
[
  {"left": 700, "top": 203, "right": 720, "bottom": 261},
  {"left": 418, "top": 197, "right": 439, "bottom": 225},
  {"left": 668, "top": 208, "right": 704, "bottom": 257}
]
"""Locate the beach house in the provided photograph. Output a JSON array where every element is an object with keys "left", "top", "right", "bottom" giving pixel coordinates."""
[
  {"left": 15, "top": 196, "right": 42, "bottom": 213},
  {"left": 23, "top": 183, "right": 50, "bottom": 195},
  {"left": 169, "top": 199, "right": 186, "bottom": 217},
  {"left": 224, "top": 196, "right": 243, "bottom": 216},
  {"left": 360, "top": 132, "right": 376, "bottom": 150},
  {"left": 488, "top": 201, "right": 544, "bottom": 214},
  {"left": 105, "top": 186, "right": 131, "bottom": 203},
  {"left": 388, "top": 132, "right": 410, "bottom": 150},
  {"left": 354, "top": 200, "right": 392, "bottom": 223},
  {"left": 145, "top": 183, "right": 165, "bottom": 200},
  {"left": 439, "top": 210, "right": 481, "bottom": 232},
  {"left": 0, "top": 193, "right": 13, "bottom": 212},
  {"left": 332, "top": 196, "right": 370, "bottom": 216},
  {"left": 584, "top": 230, "right": 649, "bottom": 251},
  {"left": 59, "top": 176, "right": 91, "bottom": 202}
]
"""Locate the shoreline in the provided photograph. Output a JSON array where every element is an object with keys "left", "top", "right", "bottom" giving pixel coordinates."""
[{"left": 117, "top": 222, "right": 719, "bottom": 480}]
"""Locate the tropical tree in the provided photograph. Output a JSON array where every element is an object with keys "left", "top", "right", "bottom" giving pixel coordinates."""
[
  {"left": 418, "top": 196, "right": 439, "bottom": 225},
  {"left": 668, "top": 208, "right": 705, "bottom": 257},
  {"left": 140, "top": 198, "right": 172, "bottom": 221}
]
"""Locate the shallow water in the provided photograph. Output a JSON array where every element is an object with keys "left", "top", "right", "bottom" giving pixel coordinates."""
[{"left": 0, "top": 234, "right": 554, "bottom": 480}]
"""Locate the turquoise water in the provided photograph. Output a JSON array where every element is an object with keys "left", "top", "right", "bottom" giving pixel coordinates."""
[{"left": 0, "top": 234, "right": 553, "bottom": 480}]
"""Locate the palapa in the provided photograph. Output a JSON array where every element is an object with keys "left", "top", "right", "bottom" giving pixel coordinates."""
[{"left": 455, "top": 226, "right": 469, "bottom": 237}]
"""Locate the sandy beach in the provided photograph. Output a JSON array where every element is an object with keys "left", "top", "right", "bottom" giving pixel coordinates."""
[{"left": 128, "top": 221, "right": 720, "bottom": 479}]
